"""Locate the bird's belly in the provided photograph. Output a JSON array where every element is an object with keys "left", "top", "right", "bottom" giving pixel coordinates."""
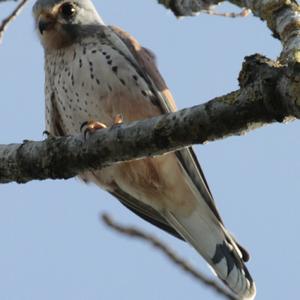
[{"left": 47, "top": 45, "right": 196, "bottom": 215}]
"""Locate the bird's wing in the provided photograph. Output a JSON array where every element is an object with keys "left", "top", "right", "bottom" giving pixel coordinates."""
[
  {"left": 108, "top": 25, "right": 224, "bottom": 224},
  {"left": 109, "top": 185, "right": 183, "bottom": 240},
  {"left": 105, "top": 26, "right": 255, "bottom": 299}
]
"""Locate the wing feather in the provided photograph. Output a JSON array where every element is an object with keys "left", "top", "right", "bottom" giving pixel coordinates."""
[
  {"left": 109, "top": 187, "right": 184, "bottom": 240},
  {"left": 108, "top": 26, "right": 224, "bottom": 224}
]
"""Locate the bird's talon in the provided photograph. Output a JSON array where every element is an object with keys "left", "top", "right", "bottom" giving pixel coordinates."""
[
  {"left": 82, "top": 120, "right": 107, "bottom": 140},
  {"left": 80, "top": 121, "right": 89, "bottom": 132},
  {"left": 43, "top": 130, "right": 51, "bottom": 137},
  {"left": 114, "top": 114, "right": 123, "bottom": 125}
]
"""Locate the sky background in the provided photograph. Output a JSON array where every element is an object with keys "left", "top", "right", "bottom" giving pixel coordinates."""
[{"left": 0, "top": 1, "right": 299, "bottom": 299}]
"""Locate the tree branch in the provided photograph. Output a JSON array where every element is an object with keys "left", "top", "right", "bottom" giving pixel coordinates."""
[
  {"left": 1, "top": 55, "right": 300, "bottom": 184},
  {"left": 101, "top": 213, "right": 237, "bottom": 300},
  {"left": 158, "top": 0, "right": 300, "bottom": 62},
  {"left": 0, "top": 0, "right": 28, "bottom": 44}
]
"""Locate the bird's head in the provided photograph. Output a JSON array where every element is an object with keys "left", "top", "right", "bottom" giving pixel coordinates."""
[{"left": 33, "top": 0, "right": 104, "bottom": 50}]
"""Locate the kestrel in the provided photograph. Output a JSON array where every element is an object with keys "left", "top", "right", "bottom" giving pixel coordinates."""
[{"left": 33, "top": 1, "right": 256, "bottom": 298}]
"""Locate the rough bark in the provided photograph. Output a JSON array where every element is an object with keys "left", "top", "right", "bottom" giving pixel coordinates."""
[{"left": 1, "top": 54, "right": 300, "bottom": 184}]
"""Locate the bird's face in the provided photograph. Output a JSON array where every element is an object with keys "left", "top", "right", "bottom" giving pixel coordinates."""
[{"left": 33, "top": 0, "right": 104, "bottom": 50}]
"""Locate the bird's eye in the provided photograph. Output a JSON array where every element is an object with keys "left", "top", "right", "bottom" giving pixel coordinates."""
[{"left": 60, "top": 2, "right": 76, "bottom": 19}]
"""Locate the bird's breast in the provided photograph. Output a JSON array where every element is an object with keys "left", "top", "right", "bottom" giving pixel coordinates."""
[{"left": 45, "top": 40, "right": 161, "bottom": 135}]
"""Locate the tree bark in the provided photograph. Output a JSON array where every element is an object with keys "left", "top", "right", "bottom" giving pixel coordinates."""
[{"left": 1, "top": 54, "right": 299, "bottom": 184}]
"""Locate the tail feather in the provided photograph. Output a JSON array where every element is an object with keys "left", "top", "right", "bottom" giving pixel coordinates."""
[{"left": 165, "top": 208, "right": 256, "bottom": 300}]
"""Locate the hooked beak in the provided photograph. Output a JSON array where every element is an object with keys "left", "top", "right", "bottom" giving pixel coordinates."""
[{"left": 38, "top": 15, "right": 55, "bottom": 35}]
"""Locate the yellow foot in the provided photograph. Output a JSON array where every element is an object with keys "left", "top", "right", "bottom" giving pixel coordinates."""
[
  {"left": 81, "top": 120, "right": 107, "bottom": 140},
  {"left": 113, "top": 114, "right": 123, "bottom": 125}
]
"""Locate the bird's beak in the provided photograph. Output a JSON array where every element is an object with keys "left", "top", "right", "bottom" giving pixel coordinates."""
[{"left": 38, "top": 14, "right": 55, "bottom": 35}]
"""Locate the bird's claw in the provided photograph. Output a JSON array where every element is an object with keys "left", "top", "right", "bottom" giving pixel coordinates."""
[
  {"left": 81, "top": 120, "right": 107, "bottom": 140},
  {"left": 81, "top": 115, "right": 123, "bottom": 140},
  {"left": 113, "top": 114, "right": 123, "bottom": 125},
  {"left": 43, "top": 130, "right": 52, "bottom": 138}
]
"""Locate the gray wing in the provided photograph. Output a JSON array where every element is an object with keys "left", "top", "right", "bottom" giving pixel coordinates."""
[
  {"left": 109, "top": 187, "right": 184, "bottom": 240},
  {"left": 108, "top": 26, "right": 224, "bottom": 223},
  {"left": 106, "top": 26, "right": 250, "bottom": 261}
]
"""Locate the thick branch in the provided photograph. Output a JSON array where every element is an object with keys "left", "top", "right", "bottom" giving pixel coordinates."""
[
  {"left": 1, "top": 55, "right": 299, "bottom": 184},
  {"left": 102, "top": 214, "right": 237, "bottom": 300}
]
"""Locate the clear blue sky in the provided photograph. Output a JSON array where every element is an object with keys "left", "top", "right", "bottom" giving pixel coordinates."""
[{"left": 1, "top": 1, "right": 299, "bottom": 299}]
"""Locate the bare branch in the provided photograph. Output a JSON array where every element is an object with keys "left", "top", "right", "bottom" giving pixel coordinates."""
[
  {"left": 101, "top": 213, "right": 237, "bottom": 300},
  {"left": 158, "top": 0, "right": 300, "bottom": 63},
  {"left": 1, "top": 54, "right": 300, "bottom": 184},
  {"left": 203, "top": 8, "right": 250, "bottom": 18},
  {"left": 0, "top": 0, "right": 28, "bottom": 44}
]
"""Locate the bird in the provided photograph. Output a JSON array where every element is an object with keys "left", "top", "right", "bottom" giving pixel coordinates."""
[{"left": 32, "top": 0, "right": 256, "bottom": 298}]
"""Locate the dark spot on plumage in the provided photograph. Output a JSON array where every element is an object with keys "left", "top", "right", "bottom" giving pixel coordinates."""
[
  {"left": 132, "top": 75, "right": 138, "bottom": 81},
  {"left": 106, "top": 55, "right": 111, "bottom": 60},
  {"left": 75, "top": 92, "right": 79, "bottom": 97},
  {"left": 73, "top": 51, "right": 77, "bottom": 61},
  {"left": 92, "top": 49, "right": 97, "bottom": 54},
  {"left": 83, "top": 47, "right": 86, "bottom": 55},
  {"left": 112, "top": 66, "right": 118, "bottom": 73},
  {"left": 96, "top": 78, "right": 100, "bottom": 85},
  {"left": 107, "top": 60, "right": 112, "bottom": 65},
  {"left": 82, "top": 82, "right": 85, "bottom": 87},
  {"left": 120, "top": 78, "right": 126, "bottom": 86},
  {"left": 86, "top": 92, "right": 89, "bottom": 97},
  {"left": 108, "top": 84, "right": 112, "bottom": 91},
  {"left": 79, "top": 59, "right": 82, "bottom": 68},
  {"left": 141, "top": 90, "right": 147, "bottom": 97},
  {"left": 90, "top": 74, "right": 94, "bottom": 79},
  {"left": 102, "top": 51, "right": 107, "bottom": 55}
]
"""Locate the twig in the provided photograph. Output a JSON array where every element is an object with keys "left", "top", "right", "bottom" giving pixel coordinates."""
[
  {"left": 204, "top": 8, "right": 251, "bottom": 18},
  {"left": 101, "top": 213, "right": 237, "bottom": 300},
  {"left": 0, "top": 0, "right": 29, "bottom": 44}
]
